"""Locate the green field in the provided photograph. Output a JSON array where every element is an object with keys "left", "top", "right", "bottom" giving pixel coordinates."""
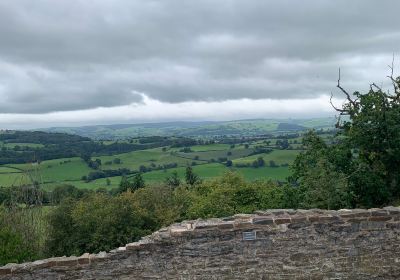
[
  {"left": 0, "top": 142, "right": 45, "bottom": 149},
  {"left": 233, "top": 150, "right": 299, "bottom": 165},
  {"left": 93, "top": 147, "right": 202, "bottom": 170},
  {"left": 0, "top": 134, "right": 310, "bottom": 190},
  {"left": 45, "top": 162, "right": 292, "bottom": 191},
  {"left": 0, "top": 166, "right": 22, "bottom": 173},
  {"left": 175, "top": 146, "right": 252, "bottom": 162}
]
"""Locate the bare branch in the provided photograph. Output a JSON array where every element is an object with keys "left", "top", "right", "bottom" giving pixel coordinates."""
[
  {"left": 337, "top": 68, "right": 357, "bottom": 107},
  {"left": 371, "top": 83, "right": 382, "bottom": 92},
  {"left": 330, "top": 91, "right": 347, "bottom": 113},
  {"left": 388, "top": 52, "right": 394, "bottom": 78},
  {"left": 386, "top": 53, "right": 399, "bottom": 96}
]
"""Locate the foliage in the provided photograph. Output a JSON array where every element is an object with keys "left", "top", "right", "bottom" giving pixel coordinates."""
[
  {"left": 335, "top": 79, "right": 400, "bottom": 206},
  {"left": 186, "top": 172, "right": 289, "bottom": 218},
  {"left": 185, "top": 166, "right": 200, "bottom": 186},
  {"left": 132, "top": 185, "right": 191, "bottom": 227},
  {"left": 291, "top": 75, "right": 400, "bottom": 208},
  {"left": 118, "top": 175, "right": 131, "bottom": 193},
  {"left": 164, "top": 171, "right": 181, "bottom": 188},
  {"left": 290, "top": 131, "right": 353, "bottom": 209},
  {"left": 46, "top": 193, "right": 155, "bottom": 256},
  {"left": 0, "top": 205, "right": 47, "bottom": 265},
  {"left": 50, "top": 184, "right": 89, "bottom": 204},
  {"left": 131, "top": 173, "right": 145, "bottom": 191}
]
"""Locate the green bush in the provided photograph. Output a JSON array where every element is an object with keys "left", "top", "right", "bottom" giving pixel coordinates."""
[{"left": 46, "top": 193, "right": 156, "bottom": 257}]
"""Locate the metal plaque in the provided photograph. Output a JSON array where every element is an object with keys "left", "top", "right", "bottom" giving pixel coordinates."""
[{"left": 242, "top": 231, "right": 256, "bottom": 241}]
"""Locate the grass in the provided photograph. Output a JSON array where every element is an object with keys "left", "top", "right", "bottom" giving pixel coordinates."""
[
  {"left": 233, "top": 150, "right": 300, "bottom": 165},
  {"left": 0, "top": 137, "right": 303, "bottom": 189},
  {"left": 0, "top": 166, "right": 22, "bottom": 173},
  {"left": 0, "top": 142, "right": 45, "bottom": 149},
  {"left": 189, "top": 144, "right": 231, "bottom": 152},
  {"left": 8, "top": 157, "right": 92, "bottom": 183},
  {"left": 238, "top": 166, "right": 291, "bottom": 181},
  {"left": 93, "top": 147, "right": 201, "bottom": 171},
  {"left": 65, "top": 162, "right": 292, "bottom": 191},
  {"left": 176, "top": 146, "right": 252, "bottom": 162},
  {"left": 0, "top": 172, "right": 32, "bottom": 187}
]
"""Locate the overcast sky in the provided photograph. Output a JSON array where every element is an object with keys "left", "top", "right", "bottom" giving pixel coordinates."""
[{"left": 0, "top": 0, "right": 399, "bottom": 129}]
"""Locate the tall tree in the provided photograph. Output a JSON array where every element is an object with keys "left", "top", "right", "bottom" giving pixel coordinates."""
[
  {"left": 185, "top": 166, "right": 199, "bottom": 186},
  {"left": 331, "top": 68, "right": 400, "bottom": 206},
  {"left": 164, "top": 171, "right": 181, "bottom": 189},
  {"left": 119, "top": 176, "right": 131, "bottom": 193},
  {"left": 292, "top": 69, "right": 400, "bottom": 208},
  {"left": 131, "top": 173, "right": 145, "bottom": 191}
]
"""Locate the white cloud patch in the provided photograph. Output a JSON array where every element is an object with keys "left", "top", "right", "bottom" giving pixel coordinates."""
[{"left": 0, "top": 94, "right": 337, "bottom": 129}]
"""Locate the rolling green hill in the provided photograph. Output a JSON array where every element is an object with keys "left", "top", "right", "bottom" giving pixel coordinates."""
[
  {"left": 40, "top": 118, "right": 335, "bottom": 139},
  {"left": 0, "top": 118, "right": 336, "bottom": 190}
]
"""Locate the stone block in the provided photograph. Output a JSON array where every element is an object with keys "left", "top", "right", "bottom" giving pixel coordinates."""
[
  {"left": 368, "top": 216, "right": 392, "bottom": 222},
  {"left": 252, "top": 217, "right": 274, "bottom": 225},
  {"left": 274, "top": 217, "right": 291, "bottom": 225}
]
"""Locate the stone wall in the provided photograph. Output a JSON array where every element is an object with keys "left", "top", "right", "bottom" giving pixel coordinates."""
[{"left": 1, "top": 207, "right": 400, "bottom": 279}]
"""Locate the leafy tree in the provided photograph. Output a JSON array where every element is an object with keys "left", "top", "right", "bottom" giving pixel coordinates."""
[
  {"left": 139, "top": 165, "right": 147, "bottom": 173},
  {"left": 185, "top": 166, "right": 200, "bottom": 186},
  {"left": 50, "top": 184, "right": 87, "bottom": 204},
  {"left": 297, "top": 158, "right": 352, "bottom": 210},
  {"left": 329, "top": 71, "right": 400, "bottom": 206},
  {"left": 0, "top": 206, "right": 39, "bottom": 265},
  {"left": 290, "top": 131, "right": 353, "bottom": 209},
  {"left": 269, "top": 160, "right": 277, "bottom": 168},
  {"left": 46, "top": 193, "right": 155, "bottom": 256},
  {"left": 119, "top": 175, "right": 131, "bottom": 193},
  {"left": 292, "top": 71, "right": 400, "bottom": 207},
  {"left": 46, "top": 199, "right": 77, "bottom": 256},
  {"left": 80, "top": 153, "right": 91, "bottom": 163},
  {"left": 0, "top": 188, "right": 11, "bottom": 205},
  {"left": 132, "top": 185, "right": 191, "bottom": 227},
  {"left": 257, "top": 157, "right": 265, "bottom": 167},
  {"left": 187, "top": 172, "right": 286, "bottom": 218},
  {"left": 131, "top": 173, "right": 145, "bottom": 191},
  {"left": 164, "top": 171, "right": 181, "bottom": 189},
  {"left": 276, "top": 139, "right": 289, "bottom": 149}
]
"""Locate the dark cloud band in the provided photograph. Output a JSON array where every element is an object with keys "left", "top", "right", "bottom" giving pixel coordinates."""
[{"left": 0, "top": 0, "right": 399, "bottom": 113}]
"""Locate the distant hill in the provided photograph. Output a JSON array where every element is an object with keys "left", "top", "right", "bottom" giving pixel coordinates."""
[
  {"left": 276, "top": 123, "right": 306, "bottom": 131},
  {"left": 39, "top": 118, "right": 335, "bottom": 140}
]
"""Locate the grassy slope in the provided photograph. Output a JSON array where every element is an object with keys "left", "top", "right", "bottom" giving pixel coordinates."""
[
  {"left": 233, "top": 150, "right": 300, "bottom": 165},
  {"left": 1, "top": 139, "right": 305, "bottom": 189},
  {"left": 93, "top": 147, "right": 203, "bottom": 170},
  {"left": 59, "top": 163, "right": 291, "bottom": 191}
]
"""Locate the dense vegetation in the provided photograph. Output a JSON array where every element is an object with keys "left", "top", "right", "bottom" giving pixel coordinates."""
[
  {"left": 290, "top": 75, "right": 400, "bottom": 208},
  {"left": 0, "top": 172, "right": 295, "bottom": 263}
]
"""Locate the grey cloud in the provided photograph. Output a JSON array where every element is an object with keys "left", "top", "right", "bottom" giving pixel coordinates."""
[{"left": 0, "top": 0, "right": 399, "bottom": 113}]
